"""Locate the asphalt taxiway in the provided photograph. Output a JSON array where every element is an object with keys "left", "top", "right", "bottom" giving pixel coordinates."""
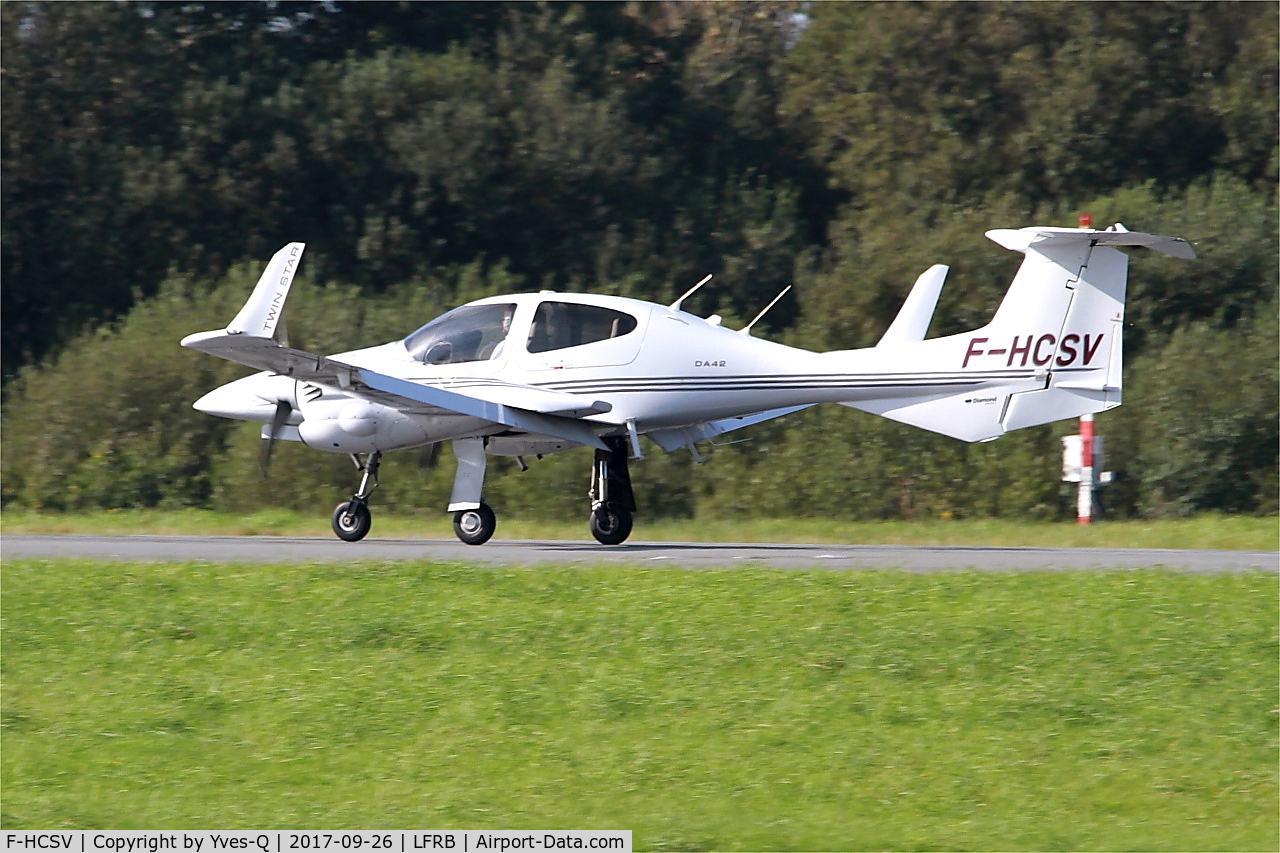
[{"left": 2, "top": 534, "right": 1275, "bottom": 572}]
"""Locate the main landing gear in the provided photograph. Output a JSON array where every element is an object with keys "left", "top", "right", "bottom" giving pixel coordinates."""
[
  {"left": 332, "top": 451, "right": 381, "bottom": 541},
  {"left": 445, "top": 434, "right": 636, "bottom": 546},
  {"left": 589, "top": 437, "right": 635, "bottom": 545},
  {"left": 447, "top": 437, "right": 497, "bottom": 545}
]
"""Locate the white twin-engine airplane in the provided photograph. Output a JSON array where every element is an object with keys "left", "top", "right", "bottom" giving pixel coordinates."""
[{"left": 183, "top": 224, "right": 1193, "bottom": 545}]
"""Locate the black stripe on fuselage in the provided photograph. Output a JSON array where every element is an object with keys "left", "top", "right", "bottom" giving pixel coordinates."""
[{"left": 395, "top": 366, "right": 1097, "bottom": 396}]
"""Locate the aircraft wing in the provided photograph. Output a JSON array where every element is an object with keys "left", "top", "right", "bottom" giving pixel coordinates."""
[{"left": 180, "top": 330, "right": 611, "bottom": 450}]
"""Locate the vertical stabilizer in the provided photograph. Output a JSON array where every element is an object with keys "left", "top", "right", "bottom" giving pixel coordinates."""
[{"left": 997, "top": 242, "right": 1128, "bottom": 431}]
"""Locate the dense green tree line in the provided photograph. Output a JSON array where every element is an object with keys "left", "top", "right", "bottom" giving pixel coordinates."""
[
  {"left": 3, "top": 1, "right": 1275, "bottom": 519},
  {"left": 3, "top": 1, "right": 820, "bottom": 371}
]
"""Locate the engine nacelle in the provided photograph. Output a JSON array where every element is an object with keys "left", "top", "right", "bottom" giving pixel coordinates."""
[
  {"left": 297, "top": 395, "right": 429, "bottom": 453},
  {"left": 336, "top": 402, "right": 379, "bottom": 436},
  {"left": 194, "top": 372, "right": 299, "bottom": 423}
]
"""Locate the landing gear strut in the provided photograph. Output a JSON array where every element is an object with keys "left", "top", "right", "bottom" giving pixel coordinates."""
[
  {"left": 448, "top": 437, "right": 497, "bottom": 545},
  {"left": 589, "top": 437, "right": 635, "bottom": 545},
  {"left": 332, "top": 451, "right": 380, "bottom": 541}
]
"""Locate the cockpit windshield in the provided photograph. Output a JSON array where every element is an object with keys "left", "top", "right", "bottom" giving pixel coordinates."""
[{"left": 404, "top": 303, "right": 516, "bottom": 364}]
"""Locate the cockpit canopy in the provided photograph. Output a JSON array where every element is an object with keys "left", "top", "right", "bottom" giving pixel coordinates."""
[
  {"left": 404, "top": 303, "right": 515, "bottom": 365},
  {"left": 404, "top": 299, "right": 640, "bottom": 364}
]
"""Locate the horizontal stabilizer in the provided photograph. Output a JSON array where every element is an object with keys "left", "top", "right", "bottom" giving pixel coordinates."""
[
  {"left": 1000, "top": 385, "right": 1113, "bottom": 433},
  {"left": 842, "top": 379, "right": 1118, "bottom": 443},
  {"left": 986, "top": 225, "right": 1195, "bottom": 259},
  {"left": 841, "top": 394, "right": 1008, "bottom": 443}
]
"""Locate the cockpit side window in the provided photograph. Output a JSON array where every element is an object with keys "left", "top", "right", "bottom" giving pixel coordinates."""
[
  {"left": 404, "top": 303, "right": 516, "bottom": 364},
  {"left": 526, "top": 302, "right": 638, "bottom": 354}
]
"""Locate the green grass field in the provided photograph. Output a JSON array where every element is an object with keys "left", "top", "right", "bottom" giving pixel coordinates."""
[
  {"left": 3, "top": 509, "right": 1277, "bottom": 550},
  {"left": 2, "top": 557, "right": 1275, "bottom": 850}
]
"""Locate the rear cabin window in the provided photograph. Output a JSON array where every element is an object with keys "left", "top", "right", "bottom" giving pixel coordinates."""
[{"left": 526, "top": 302, "right": 638, "bottom": 354}]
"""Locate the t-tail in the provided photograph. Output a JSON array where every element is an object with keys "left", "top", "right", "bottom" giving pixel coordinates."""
[{"left": 837, "top": 224, "right": 1194, "bottom": 442}]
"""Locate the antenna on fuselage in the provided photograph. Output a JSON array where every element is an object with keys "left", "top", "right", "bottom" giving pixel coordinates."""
[
  {"left": 739, "top": 285, "right": 792, "bottom": 336},
  {"left": 669, "top": 274, "right": 712, "bottom": 312}
]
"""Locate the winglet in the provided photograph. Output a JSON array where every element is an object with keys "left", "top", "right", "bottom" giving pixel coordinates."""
[{"left": 226, "top": 243, "right": 306, "bottom": 337}]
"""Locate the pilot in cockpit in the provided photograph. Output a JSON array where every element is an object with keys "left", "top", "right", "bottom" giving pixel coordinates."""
[{"left": 480, "top": 305, "right": 515, "bottom": 360}]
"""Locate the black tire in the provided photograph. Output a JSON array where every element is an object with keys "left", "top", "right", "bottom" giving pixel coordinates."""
[
  {"left": 331, "top": 500, "right": 372, "bottom": 542},
  {"left": 589, "top": 505, "right": 632, "bottom": 545},
  {"left": 453, "top": 502, "right": 496, "bottom": 546}
]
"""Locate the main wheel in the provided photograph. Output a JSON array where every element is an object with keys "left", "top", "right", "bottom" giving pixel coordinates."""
[
  {"left": 589, "top": 504, "right": 633, "bottom": 545},
  {"left": 331, "top": 500, "right": 372, "bottom": 542},
  {"left": 453, "top": 502, "right": 496, "bottom": 545}
]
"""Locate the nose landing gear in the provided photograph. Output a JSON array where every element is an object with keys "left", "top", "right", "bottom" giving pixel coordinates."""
[{"left": 331, "top": 451, "right": 380, "bottom": 541}]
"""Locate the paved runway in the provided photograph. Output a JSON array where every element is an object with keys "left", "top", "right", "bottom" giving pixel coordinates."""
[{"left": 2, "top": 534, "right": 1275, "bottom": 572}]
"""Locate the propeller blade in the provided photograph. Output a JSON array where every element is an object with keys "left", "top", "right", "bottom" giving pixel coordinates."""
[{"left": 259, "top": 399, "right": 293, "bottom": 475}]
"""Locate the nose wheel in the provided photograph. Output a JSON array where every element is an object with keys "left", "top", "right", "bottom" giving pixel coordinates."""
[
  {"left": 331, "top": 451, "right": 380, "bottom": 542},
  {"left": 332, "top": 500, "right": 372, "bottom": 541}
]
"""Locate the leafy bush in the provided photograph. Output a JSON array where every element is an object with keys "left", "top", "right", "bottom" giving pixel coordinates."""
[
  {"left": 2, "top": 273, "right": 247, "bottom": 509},
  {"left": 1128, "top": 304, "right": 1279, "bottom": 516}
]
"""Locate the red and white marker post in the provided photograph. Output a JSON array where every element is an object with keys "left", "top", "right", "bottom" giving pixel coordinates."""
[{"left": 1077, "top": 414, "right": 1094, "bottom": 524}]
